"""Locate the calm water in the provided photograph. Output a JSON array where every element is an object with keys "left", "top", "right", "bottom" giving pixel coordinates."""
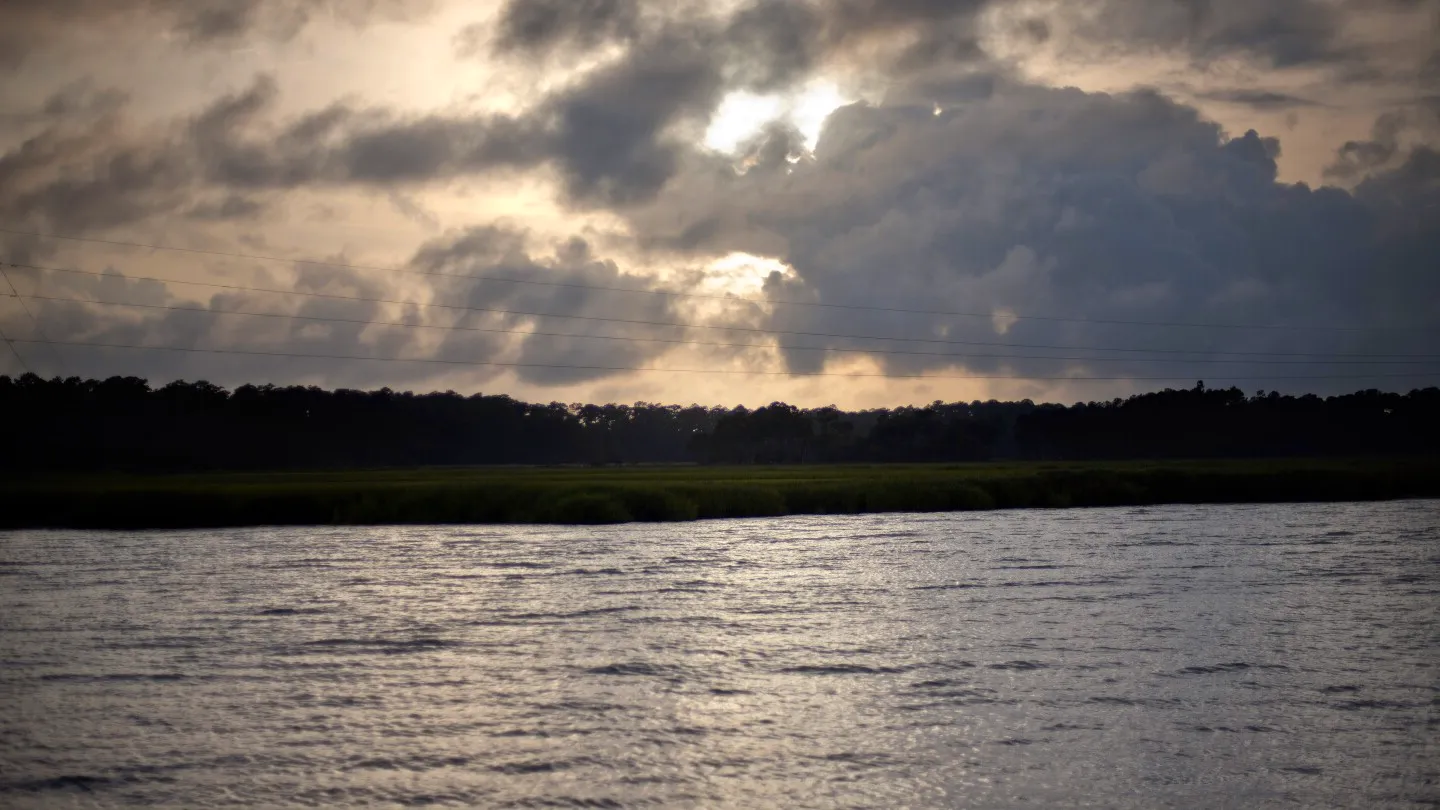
[{"left": 1, "top": 502, "right": 1437, "bottom": 808}]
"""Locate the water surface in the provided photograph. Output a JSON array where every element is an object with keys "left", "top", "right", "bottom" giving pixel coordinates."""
[{"left": 2, "top": 501, "right": 1437, "bottom": 808}]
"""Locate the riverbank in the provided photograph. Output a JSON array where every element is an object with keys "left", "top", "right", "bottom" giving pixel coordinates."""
[{"left": 3, "top": 459, "right": 1437, "bottom": 530}]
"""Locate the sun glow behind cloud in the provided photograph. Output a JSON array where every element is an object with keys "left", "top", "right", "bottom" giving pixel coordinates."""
[
  {"left": 703, "top": 92, "right": 784, "bottom": 152},
  {"left": 702, "top": 252, "right": 798, "bottom": 296},
  {"left": 685, "top": 249, "right": 800, "bottom": 302},
  {"left": 791, "top": 82, "right": 848, "bottom": 148},
  {"left": 702, "top": 81, "right": 852, "bottom": 153}
]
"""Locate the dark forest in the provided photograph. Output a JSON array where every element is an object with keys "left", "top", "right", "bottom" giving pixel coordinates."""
[{"left": 3, "top": 374, "right": 1437, "bottom": 472}]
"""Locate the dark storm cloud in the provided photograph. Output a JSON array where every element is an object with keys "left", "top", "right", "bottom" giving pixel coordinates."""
[
  {"left": 9, "top": 0, "right": 1426, "bottom": 236},
  {"left": 411, "top": 227, "right": 685, "bottom": 385},
  {"left": 1326, "top": 101, "right": 1440, "bottom": 180},
  {"left": 616, "top": 82, "right": 1440, "bottom": 390},
  {"left": 0, "top": 0, "right": 433, "bottom": 67},
  {"left": 267, "top": 34, "right": 716, "bottom": 206},
  {"left": 0, "top": 34, "right": 720, "bottom": 232},
  {"left": 479, "top": 0, "right": 1410, "bottom": 84},
  {"left": 0, "top": 118, "right": 197, "bottom": 233},
  {"left": 541, "top": 36, "right": 725, "bottom": 205},
  {"left": 487, "top": 0, "right": 643, "bottom": 56},
  {"left": 406, "top": 0, "right": 1012, "bottom": 204},
  {"left": 733, "top": 0, "right": 995, "bottom": 76},
  {"left": 0, "top": 75, "right": 553, "bottom": 232},
  {"left": 481, "top": 0, "right": 998, "bottom": 84},
  {"left": 4, "top": 225, "right": 685, "bottom": 389},
  {"left": 8, "top": 258, "right": 402, "bottom": 360},
  {"left": 1034, "top": 0, "right": 1440, "bottom": 104},
  {"left": 458, "top": 0, "right": 994, "bottom": 202},
  {"left": 0, "top": 82, "right": 278, "bottom": 233},
  {"left": 1353, "top": 144, "right": 1440, "bottom": 219},
  {"left": 708, "top": 1, "right": 822, "bottom": 92},
  {"left": 452, "top": 0, "right": 1436, "bottom": 218}
]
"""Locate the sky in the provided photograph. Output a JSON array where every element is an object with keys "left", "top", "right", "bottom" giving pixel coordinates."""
[{"left": 0, "top": 0, "right": 1437, "bottom": 409}]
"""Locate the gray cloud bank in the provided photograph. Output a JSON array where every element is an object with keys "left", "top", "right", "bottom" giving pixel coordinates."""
[
  {"left": 629, "top": 86, "right": 1439, "bottom": 382},
  {"left": 7, "top": 226, "right": 688, "bottom": 389}
]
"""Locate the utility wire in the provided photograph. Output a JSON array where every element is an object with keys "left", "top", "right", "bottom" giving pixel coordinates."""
[
  {"left": 8, "top": 337, "right": 1433, "bottom": 382},
  {"left": 0, "top": 264, "right": 65, "bottom": 377},
  {"left": 16, "top": 292, "right": 1440, "bottom": 367},
  {"left": 9, "top": 262, "right": 1436, "bottom": 360},
  {"left": 2, "top": 226, "right": 1431, "bottom": 333},
  {"left": 0, "top": 322, "right": 31, "bottom": 375}
]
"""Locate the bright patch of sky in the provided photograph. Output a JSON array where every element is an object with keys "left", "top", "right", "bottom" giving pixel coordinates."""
[
  {"left": 703, "top": 81, "right": 852, "bottom": 154},
  {"left": 702, "top": 252, "right": 798, "bottom": 296}
]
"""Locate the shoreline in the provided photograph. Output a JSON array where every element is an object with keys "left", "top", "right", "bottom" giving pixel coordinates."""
[{"left": 3, "top": 459, "right": 1437, "bottom": 530}]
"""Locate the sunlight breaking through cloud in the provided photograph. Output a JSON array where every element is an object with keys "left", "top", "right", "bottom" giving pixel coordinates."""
[
  {"left": 703, "top": 81, "right": 852, "bottom": 154},
  {"left": 703, "top": 251, "right": 797, "bottom": 296}
]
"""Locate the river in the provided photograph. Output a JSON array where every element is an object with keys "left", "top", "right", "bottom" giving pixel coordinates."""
[{"left": 2, "top": 501, "right": 1437, "bottom": 808}]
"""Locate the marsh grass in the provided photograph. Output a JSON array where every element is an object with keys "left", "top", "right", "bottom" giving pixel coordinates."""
[{"left": 3, "top": 458, "right": 1435, "bottom": 529}]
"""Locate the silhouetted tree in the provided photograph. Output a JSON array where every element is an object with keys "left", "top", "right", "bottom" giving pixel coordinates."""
[{"left": 0, "top": 373, "right": 1435, "bottom": 472}]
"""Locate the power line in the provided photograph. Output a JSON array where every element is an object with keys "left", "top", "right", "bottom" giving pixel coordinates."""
[
  {"left": 17, "top": 292, "right": 1440, "bottom": 367},
  {"left": 0, "top": 265, "right": 65, "bottom": 377},
  {"left": 9, "top": 262, "right": 1436, "bottom": 360},
  {"left": 0, "top": 322, "right": 31, "bottom": 375},
  {"left": 2, "top": 225, "right": 1431, "bottom": 333},
  {"left": 8, "top": 337, "right": 1433, "bottom": 382}
]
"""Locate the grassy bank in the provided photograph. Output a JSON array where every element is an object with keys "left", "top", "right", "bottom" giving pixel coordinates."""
[{"left": 2, "top": 459, "right": 1437, "bottom": 530}]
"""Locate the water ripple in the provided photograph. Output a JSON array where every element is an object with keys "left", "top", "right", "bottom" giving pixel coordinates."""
[{"left": 1, "top": 500, "right": 1436, "bottom": 808}]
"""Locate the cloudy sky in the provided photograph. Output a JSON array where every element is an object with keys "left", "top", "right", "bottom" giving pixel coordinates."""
[{"left": 0, "top": 0, "right": 1437, "bottom": 408}]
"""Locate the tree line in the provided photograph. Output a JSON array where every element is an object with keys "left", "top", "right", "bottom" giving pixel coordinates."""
[{"left": 1, "top": 374, "right": 1436, "bottom": 472}]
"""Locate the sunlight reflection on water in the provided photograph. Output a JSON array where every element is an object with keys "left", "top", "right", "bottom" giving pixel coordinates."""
[{"left": 1, "top": 501, "right": 1437, "bottom": 808}]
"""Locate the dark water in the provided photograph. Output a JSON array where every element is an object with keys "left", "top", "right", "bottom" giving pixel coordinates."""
[{"left": 2, "top": 502, "right": 1437, "bottom": 808}]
